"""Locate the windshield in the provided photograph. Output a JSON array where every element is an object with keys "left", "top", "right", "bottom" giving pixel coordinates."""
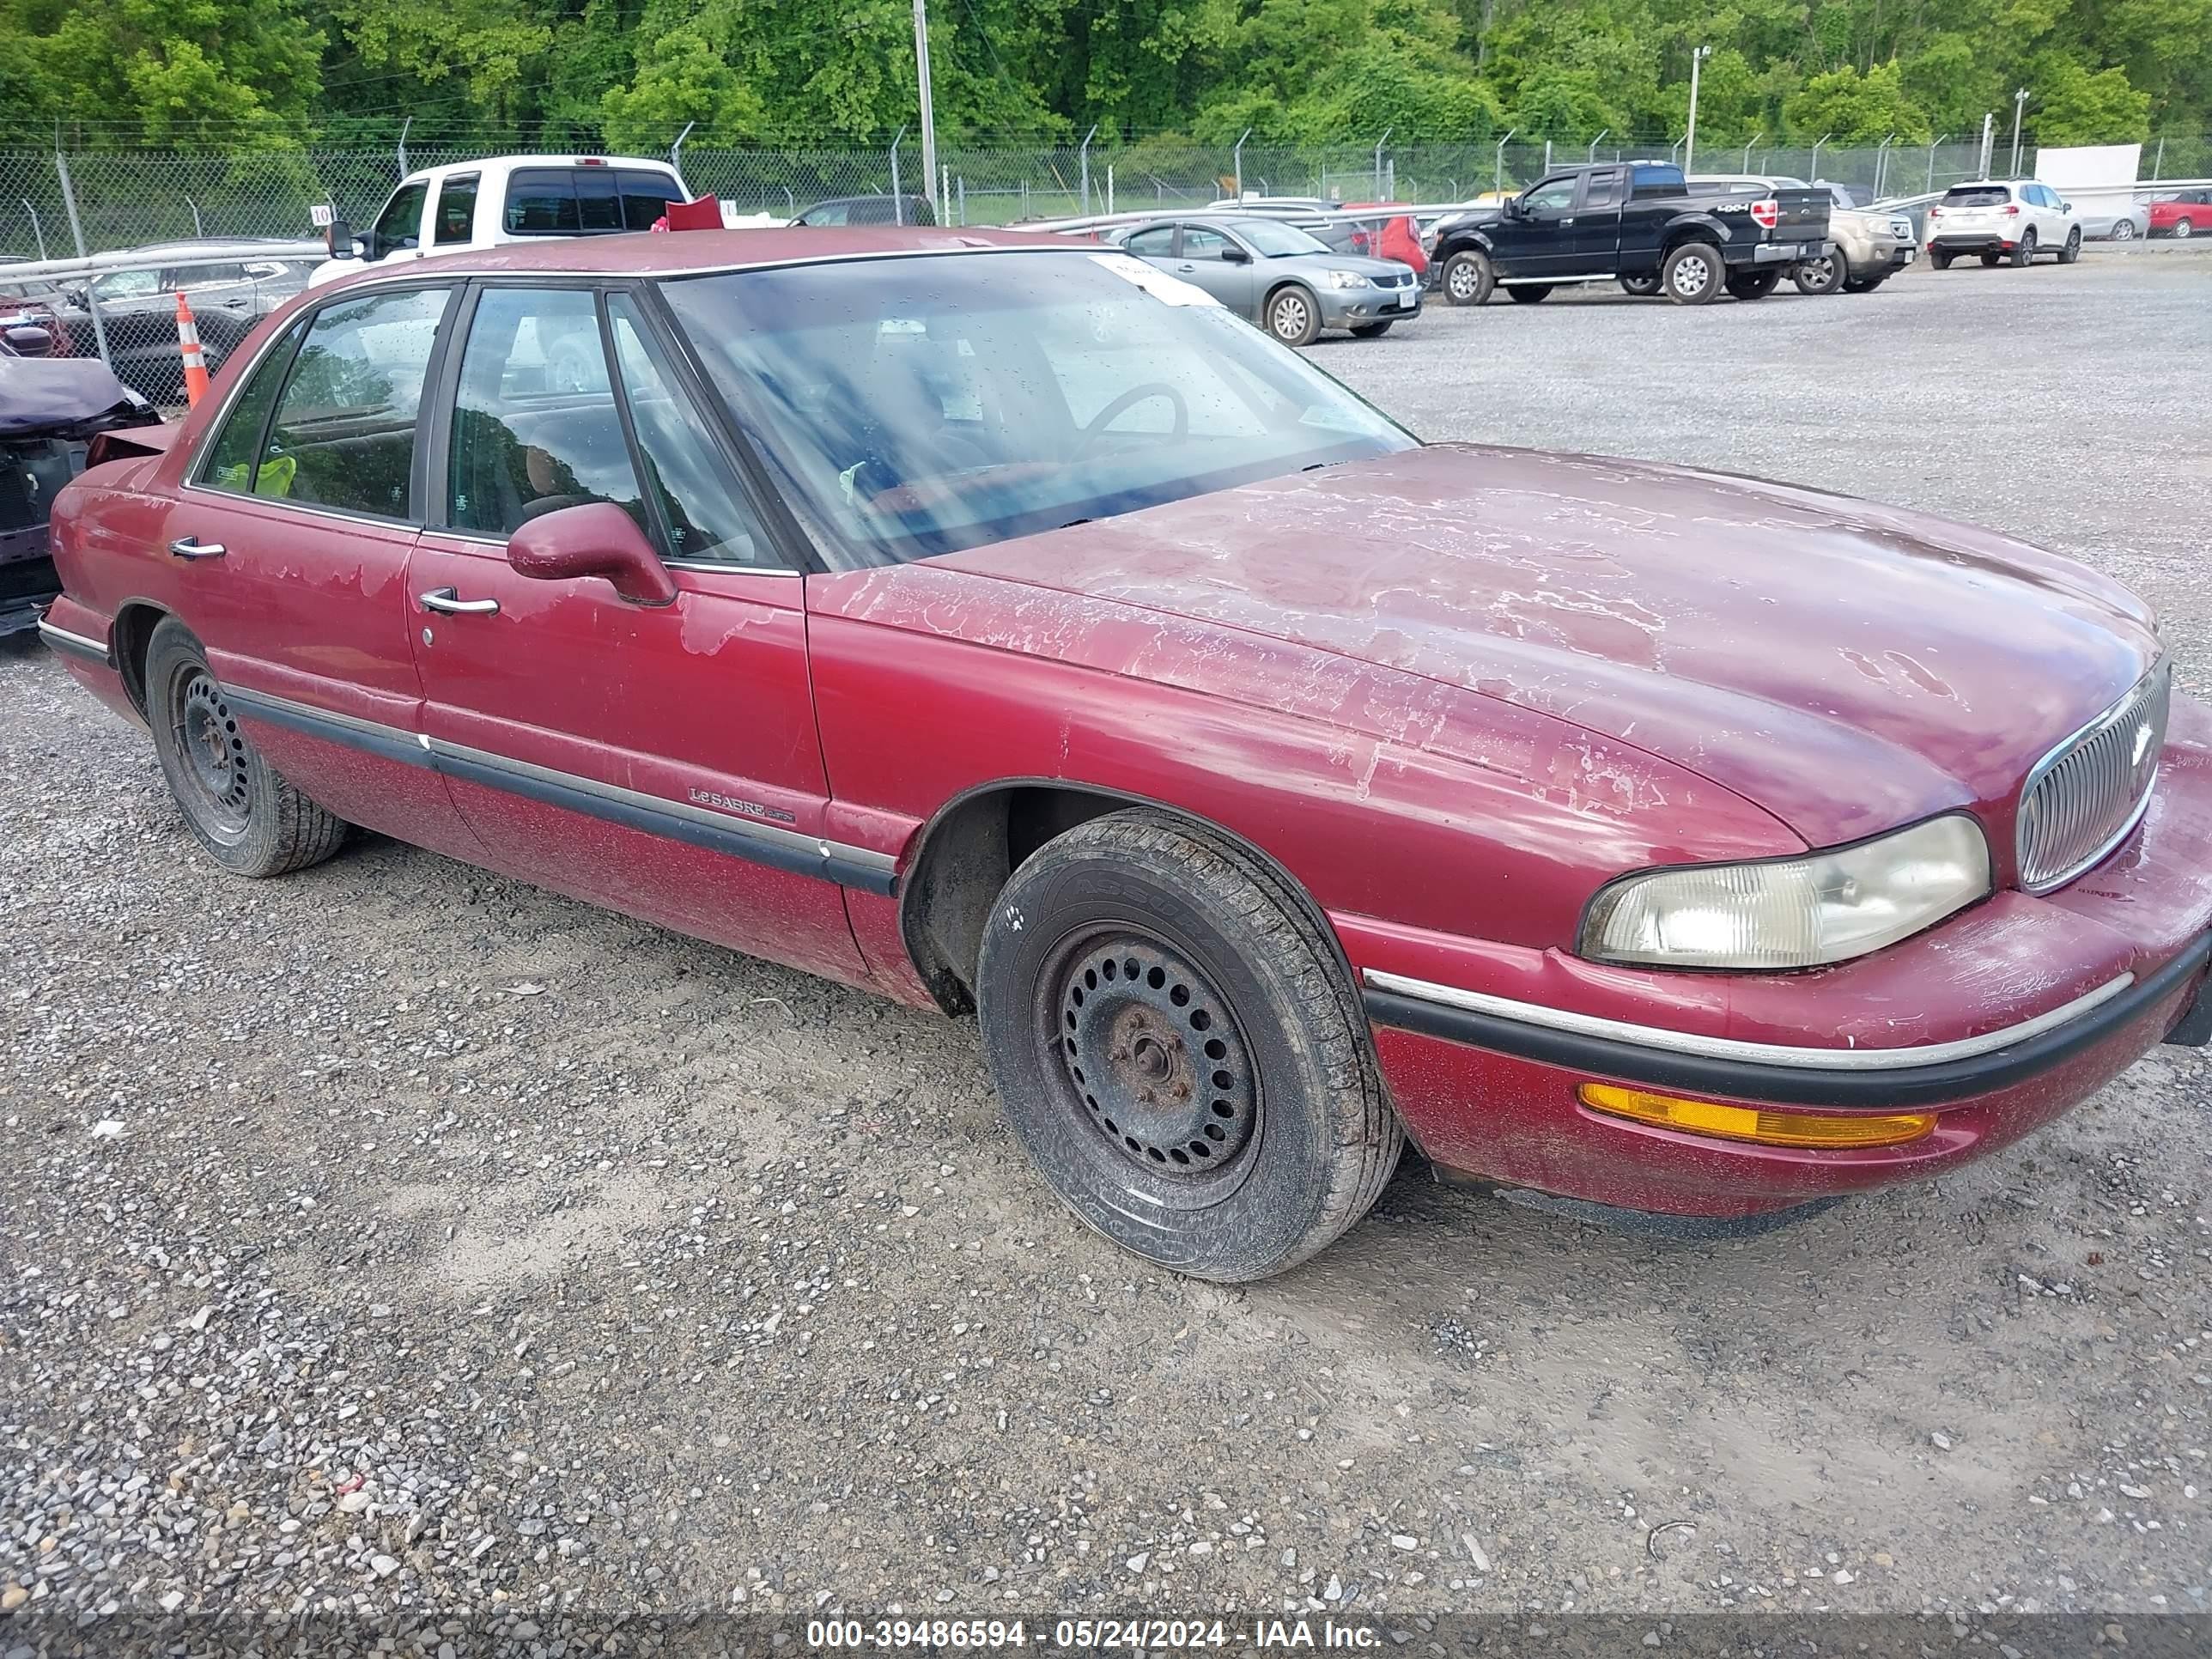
[
  {"left": 659, "top": 250, "right": 1413, "bottom": 563},
  {"left": 1233, "top": 220, "right": 1330, "bottom": 258}
]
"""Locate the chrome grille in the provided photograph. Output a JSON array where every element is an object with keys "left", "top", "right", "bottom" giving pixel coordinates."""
[{"left": 2016, "top": 664, "right": 2170, "bottom": 892}]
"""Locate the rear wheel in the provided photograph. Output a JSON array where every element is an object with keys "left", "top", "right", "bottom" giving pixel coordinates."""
[
  {"left": 1441, "top": 249, "right": 1494, "bottom": 306},
  {"left": 1842, "top": 274, "right": 1887, "bottom": 294},
  {"left": 1929, "top": 248, "right": 1954, "bottom": 270},
  {"left": 2175, "top": 217, "right": 2195, "bottom": 239},
  {"left": 1790, "top": 252, "right": 1844, "bottom": 295},
  {"left": 1725, "top": 269, "right": 1783, "bottom": 301},
  {"left": 1265, "top": 284, "right": 1321, "bottom": 347},
  {"left": 975, "top": 810, "right": 1402, "bottom": 1282},
  {"left": 1619, "top": 270, "right": 1662, "bottom": 296},
  {"left": 1504, "top": 284, "right": 1552, "bottom": 304},
  {"left": 2060, "top": 227, "right": 2082, "bottom": 264},
  {"left": 2111, "top": 217, "right": 2137, "bottom": 242},
  {"left": 144, "top": 618, "right": 348, "bottom": 878},
  {"left": 1980, "top": 251, "right": 2002, "bottom": 266},
  {"left": 2010, "top": 229, "right": 2036, "bottom": 267},
  {"left": 1661, "top": 241, "right": 1724, "bottom": 305},
  {"left": 1348, "top": 320, "right": 1394, "bottom": 337}
]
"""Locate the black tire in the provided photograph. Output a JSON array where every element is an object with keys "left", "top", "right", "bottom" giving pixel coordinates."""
[
  {"left": 1790, "top": 252, "right": 1844, "bottom": 295},
  {"left": 2059, "top": 227, "right": 2081, "bottom": 264},
  {"left": 144, "top": 618, "right": 348, "bottom": 878},
  {"left": 1842, "top": 275, "right": 1887, "bottom": 294},
  {"left": 1661, "top": 240, "right": 1724, "bottom": 305},
  {"left": 1348, "top": 320, "right": 1394, "bottom": 337},
  {"left": 1619, "top": 270, "right": 1662, "bottom": 296},
  {"left": 1440, "top": 249, "right": 1494, "bottom": 306},
  {"left": 2010, "top": 229, "right": 2035, "bottom": 267},
  {"left": 1929, "top": 247, "right": 1954, "bottom": 270},
  {"left": 1980, "top": 251, "right": 2002, "bottom": 266},
  {"left": 1265, "top": 284, "right": 1321, "bottom": 347},
  {"left": 1504, "top": 284, "right": 1552, "bottom": 304},
  {"left": 975, "top": 809, "right": 1402, "bottom": 1282},
  {"left": 1725, "top": 269, "right": 1782, "bottom": 301}
]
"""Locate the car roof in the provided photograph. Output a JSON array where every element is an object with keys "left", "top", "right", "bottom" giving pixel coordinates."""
[
  {"left": 322, "top": 226, "right": 1076, "bottom": 288},
  {"left": 398, "top": 155, "right": 681, "bottom": 187}
]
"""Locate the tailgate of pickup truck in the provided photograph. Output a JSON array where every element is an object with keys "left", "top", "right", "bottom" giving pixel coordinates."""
[{"left": 1772, "top": 188, "right": 1831, "bottom": 240}]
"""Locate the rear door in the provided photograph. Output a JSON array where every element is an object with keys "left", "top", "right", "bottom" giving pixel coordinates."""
[
  {"left": 161, "top": 280, "right": 479, "bottom": 857},
  {"left": 405, "top": 279, "right": 871, "bottom": 981},
  {"left": 1565, "top": 168, "right": 1627, "bottom": 273}
]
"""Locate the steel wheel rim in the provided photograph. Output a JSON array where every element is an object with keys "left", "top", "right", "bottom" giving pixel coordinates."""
[
  {"left": 1040, "top": 926, "right": 1263, "bottom": 1209},
  {"left": 168, "top": 668, "right": 252, "bottom": 840},
  {"left": 1273, "top": 295, "right": 1310, "bottom": 339},
  {"left": 1673, "top": 257, "right": 1710, "bottom": 297},
  {"left": 2113, "top": 221, "right": 2135, "bottom": 240}
]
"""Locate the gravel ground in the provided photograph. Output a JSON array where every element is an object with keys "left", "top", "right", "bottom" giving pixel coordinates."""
[{"left": 4, "top": 244, "right": 2211, "bottom": 1656}]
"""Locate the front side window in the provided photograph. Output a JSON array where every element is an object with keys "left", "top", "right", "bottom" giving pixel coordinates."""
[
  {"left": 1181, "top": 227, "right": 1233, "bottom": 261},
  {"left": 260, "top": 286, "right": 450, "bottom": 516},
  {"left": 799, "top": 201, "right": 848, "bottom": 226},
  {"left": 1523, "top": 179, "right": 1577, "bottom": 213},
  {"left": 372, "top": 182, "right": 428, "bottom": 252},
  {"left": 447, "top": 287, "right": 641, "bottom": 537},
  {"left": 93, "top": 269, "right": 161, "bottom": 302},
  {"left": 659, "top": 251, "right": 1413, "bottom": 564},
  {"left": 434, "top": 175, "right": 480, "bottom": 245},
  {"left": 605, "top": 293, "right": 771, "bottom": 567}
]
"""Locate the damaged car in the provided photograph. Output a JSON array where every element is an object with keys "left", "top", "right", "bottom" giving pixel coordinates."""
[
  {"left": 40, "top": 229, "right": 2212, "bottom": 1279},
  {"left": 2, "top": 340, "right": 153, "bottom": 636}
]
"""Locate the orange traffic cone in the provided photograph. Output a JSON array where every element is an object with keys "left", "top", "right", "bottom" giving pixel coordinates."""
[{"left": 175, "top": 290, "right": 210, "bottom": 407}]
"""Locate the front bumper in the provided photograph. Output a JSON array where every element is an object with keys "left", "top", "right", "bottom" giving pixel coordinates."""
[
  {"left": 1318, "top": 285, "right": 1423, "bottom": 327},
  {"left": 1348, "top": 697, "right": 2212, "bottom": 1221}
]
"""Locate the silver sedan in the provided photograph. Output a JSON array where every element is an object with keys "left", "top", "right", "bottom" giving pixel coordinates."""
[{"left": 1103, "top": 216, "right": 1420, "bottom": 345}]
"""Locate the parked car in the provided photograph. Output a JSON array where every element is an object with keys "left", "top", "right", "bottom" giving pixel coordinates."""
[
  {"left": 1431, "top": 161, "right": 1833, "bottom": 305},
  {"left": 1104, "top": 215, "right": 1419, "bottom": 343},
  {"left": 2148, "top": 188, "right": 2212, "bottom": 238},
  {"left": 1689, "top": 177, "right": 1917, "bottom": 295},
  {"left": 313, "top": 155, "right": 690, "bottom": 287},
  {"left": 1, "top": 349, "right": 151, "bottom": 635},
  {"left": 41, "top": 228, "right": 2212, "bottom": 1280},
  {"left": 2078, "top": 199, "right": 2149, "bottom": 241},
  {"left": 50, "top": 242, "right": 310, "bottom": 402},
  {"left": 792, "top": 195, "right": 937, "bottom": 228},
  {"left": 1340, "top": 203, "right": 1430, "bottom": 276},
  {"left": 1923, "top": 180, "right": 2081, "bottom": 267}
]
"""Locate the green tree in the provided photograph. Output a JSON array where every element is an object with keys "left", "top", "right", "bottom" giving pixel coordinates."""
[{"left": 1783, "top": 62, "right": 1934, "bottom": 143}]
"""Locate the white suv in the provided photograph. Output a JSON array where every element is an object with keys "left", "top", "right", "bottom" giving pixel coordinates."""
[
  {"left": 1924, "top": 179, "right": 2080, "bottom": 269},
  {"left": 309, "top": 155, "right": 690, "bottom": 287}
]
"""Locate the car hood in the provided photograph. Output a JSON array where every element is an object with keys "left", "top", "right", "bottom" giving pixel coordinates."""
[
  {"left": 936, "top": 443, "right": 2161, "bottom": 849},
  {"left": 1273, "top": 252, "right": 1410, "bottom": 280}
]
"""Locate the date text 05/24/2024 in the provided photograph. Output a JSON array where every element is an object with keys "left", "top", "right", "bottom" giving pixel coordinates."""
[{"left": 806, "top": 1620, "right": 1382, "bottom": 1650}]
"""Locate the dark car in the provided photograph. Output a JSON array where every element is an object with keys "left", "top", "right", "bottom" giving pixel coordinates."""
[
  {"left": 1431, "top": 161, "right": 1833, "bottom": 305},
  {"left": 792, "top": 194, "right": 937, "bottom": 228},
  {"left": 1, "top": 347, "right": 152, "bottom": 635},
  {"left": 40, "top": 228, "right": 2212, "bottom": 1281},
  {"left": 54, "top": 243, "right": 311, "bottom": 402}
]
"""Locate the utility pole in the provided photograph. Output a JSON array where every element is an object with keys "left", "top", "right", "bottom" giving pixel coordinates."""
[
  {"left": 2010, "top": 88, "right": 2028, "bottom": 176},
  {"left": 1683, "top": 45, "right": 1712, "bottom": 175},
  {"left": 1978, "top": 112, "right": 1995, "bottom": 177},
  {"left": 912, "top": 0, "right": 939, "bottom": 212}
]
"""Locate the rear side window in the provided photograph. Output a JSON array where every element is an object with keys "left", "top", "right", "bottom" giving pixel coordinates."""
[
  {"left": 434, "top": 175, "right": 479, "bottom": 245},
  {"left": 1582, "top": 171, "right": 1626, "bottom": 209},
  {"left": 1122, "top": 226, "right": 1176, "bottom": 256},
  {"left": 1631, "top": 164, "right": 1686, "bottom": 198},
  {"left": 1945, "top": 185, "right": 2011, "bottom": 207},
  {"left": 196, "top": 329, "right": 300, "bottom": 495},
  {"left": 799, "top": 201, "right": 848, "bottom": 226},
  {"left": 261, "top": 287, "right": 450, "bottom": 518}
]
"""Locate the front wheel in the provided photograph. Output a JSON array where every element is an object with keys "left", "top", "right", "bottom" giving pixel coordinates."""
[
  {"left": 1265, "top": 284, "right": 1321, "bottom": 347},
  {"left": 145, "top": 618, "right": 349, "bottom": 878},
  {"left": 1348, "top": 320, "right": 1394, "bottom": 337},
  {"left": 1726, "top": 269, "right": 1783, "bottom": 301},
  {"left": 1661, "top": 241, "right": 1724, "bottom": 304},
  {"left": 1790, "top": 253, "right": 1844, "bottom": 295},
  {"left": 975, "top": 810, "right": 1402, "bottom": 1282},
  {"left": 1842, "top": 275, "right": 1887, "bottom": 294},
  {"left": 1504, "top": 284, "right": 1552, "bottom": 304},
  {"left": 1440, "top": 250, "right": 1494, "bottom": 306}
]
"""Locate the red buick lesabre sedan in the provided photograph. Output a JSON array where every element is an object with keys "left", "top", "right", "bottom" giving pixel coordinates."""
[{"left": 40, "top": 229, "right": 2212, "bottom": 1279}]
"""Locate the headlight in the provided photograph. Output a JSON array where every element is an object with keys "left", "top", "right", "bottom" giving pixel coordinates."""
[
  {"left": 1323, "top": 270, "right": 1370, "bottom": 289},
  {"left": 1580, "top": 815, "right": 1990, "bottom": 970}
]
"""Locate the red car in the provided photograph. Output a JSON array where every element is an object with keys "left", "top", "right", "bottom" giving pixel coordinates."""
[
  {"left": 2148, "top": 188, "right": 2211, "bottom": 238},
  {"left": 1341, "top": 204, "right": 1430, "bottom": 276},
  {"left": 40, "top": 229, "right": 2212, "bottom": 1279}
]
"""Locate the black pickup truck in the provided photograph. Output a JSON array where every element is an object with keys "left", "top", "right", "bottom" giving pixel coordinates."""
[{"left": 1430, "top": 162, "right": 1834, "bottom": 306}]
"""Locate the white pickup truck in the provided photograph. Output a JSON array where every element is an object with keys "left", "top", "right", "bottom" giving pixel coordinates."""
[{"left": 310, "top": 155, "right": 691, "bottom": 287}]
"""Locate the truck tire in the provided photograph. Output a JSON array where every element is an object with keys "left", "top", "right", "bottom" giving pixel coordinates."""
[
  {"left": 1790, "top": 252, "right": 1844, "bottom": 295},
  {"left": 1661, "top": 241, "right": 1724, "bottom": 305},
  {"left": 1724, "top": 270, "right": 1782, "bottom": 301},
  {"left": 975, "top": 808, "right": 1402, "bottom": 1282},
  {"left": 1504, "top": 284, "right": 1552, "bottom": 304},
  {"left": 1440, "top": 249, "right": 1494, "bottom": 306},
  {"left": 1619, "top": 270, "right": 1662, "bottom": 296}
]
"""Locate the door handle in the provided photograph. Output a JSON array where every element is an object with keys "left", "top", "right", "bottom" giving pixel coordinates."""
[
  {"left": 167, "top": 537, "right": 226, "bottom": 560},
  {"left": 1560, "top": 216, "right": 1576, "bottom": 225},
  {"left": 419, "top": 586, "right": 500, "bottom": 616},
  {"left": 1176, "top": 263, "right": 1197, "bottom": 271}
]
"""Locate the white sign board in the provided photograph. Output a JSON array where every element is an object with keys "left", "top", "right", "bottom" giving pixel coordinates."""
[{"left": 309, "top": 204, "right": 334, "bottom": 228}]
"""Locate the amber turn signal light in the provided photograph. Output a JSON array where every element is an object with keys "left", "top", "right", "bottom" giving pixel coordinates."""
[{"left": 1577, "top": 1084, "right": 1936, "bottom": 1150}]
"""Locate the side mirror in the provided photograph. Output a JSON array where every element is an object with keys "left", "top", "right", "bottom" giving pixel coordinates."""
[
  {"left": 2062, "top": 200, "right": 2073, "bottom": 213},
  {"left": 2, "top": 324, "right": 52, "bottom": 356},
  {"left": 326, "top": 219, "right": 356, "bottom": 259},
  {"left": 506, "top": 501, "right": 678, "bottom": 606},
  {"left": 1220, "top": 243, "right": 1251, "bottom": 264}
]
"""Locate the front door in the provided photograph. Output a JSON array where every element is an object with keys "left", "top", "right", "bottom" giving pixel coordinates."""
[
  {"left": 405, "top": 280, "right": 872, "bottom": 984},
  {"left": 163, "top": 280, "right": 481, "bottom": 860},
  {"left": 1170, "top": 224, "right": 1261, "bottom": 315},
  {"left": 1489, "top": 176, "right": 1582, "bottom": 279}
]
